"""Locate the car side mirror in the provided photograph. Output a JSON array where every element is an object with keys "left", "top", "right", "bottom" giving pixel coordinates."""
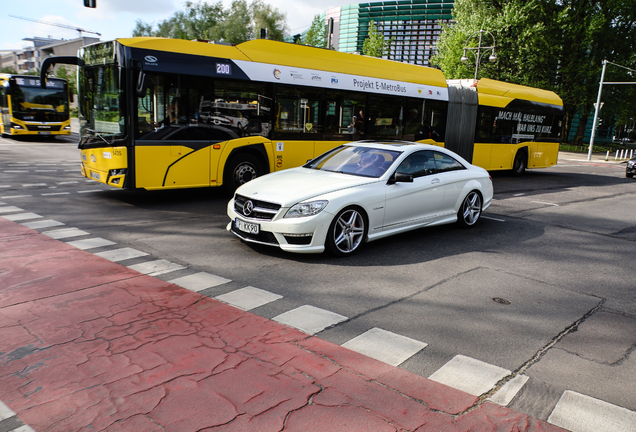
[{"left": 388, "top": 172, "right": 413, "bottom": 184}]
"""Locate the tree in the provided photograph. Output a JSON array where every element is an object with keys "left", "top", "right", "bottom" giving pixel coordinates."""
[
  {"left": 363, "top": 21, "right": 393, "bottom": 58},
  {"left": 430, "top": 0, "right": 636, "bottom": 145},
  {"left": 133, "top": 0, "right": 287, "bottom": 44},
  {"left": 55, "top": 66, "right": 77, "bottom": 96},
  {"left": 1, "top": 67, "right": 17, "bottom": 74},
  {"left": 303, "top": 15, "right": 327, "bottom": 48}
]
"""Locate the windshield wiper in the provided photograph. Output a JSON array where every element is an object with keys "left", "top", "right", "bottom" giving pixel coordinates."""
[{"left": 84, "top": 128, "right": 113, "bottom": 146}]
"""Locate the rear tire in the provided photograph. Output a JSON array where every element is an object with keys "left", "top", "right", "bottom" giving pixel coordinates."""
[
  {"left": 512, "top": 151, "right": 526, "bottom": 176},
  {"left": 223, "top": 153, "right": 264, "bottom": 194},
  {"left": 627, "top": 172, "right": 634, "bottom": 178},
  {"left": 457, "top": 191, "right": 482, "bottom": 228}
]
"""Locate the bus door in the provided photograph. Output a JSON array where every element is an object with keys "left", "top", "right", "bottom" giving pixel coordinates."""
[
  {"left": 135, "top": 74, "right": 214, "bottom": 190},
  {"left": 273, "top": 86, "right": 321, "bottom": 169}
]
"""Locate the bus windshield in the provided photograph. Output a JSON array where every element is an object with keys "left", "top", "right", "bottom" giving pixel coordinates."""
[
  {"left": 78, "top": 63, "right": 125, "bottom": 142},
  {"left": 10, "top": 78, "right": 68, "bottom": 122}
]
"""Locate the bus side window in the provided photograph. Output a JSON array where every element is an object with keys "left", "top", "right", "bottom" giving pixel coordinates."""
[
  {"left": 367, "top": 95, "right": 403, "bottom": 139},
  {"left": 274, "top": 85, "right": 321, "bottom": 135}
]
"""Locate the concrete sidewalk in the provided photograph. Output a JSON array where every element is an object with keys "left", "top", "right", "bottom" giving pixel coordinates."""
[{"left": 0, "top": 218, "right": 565, "bottom": 432}]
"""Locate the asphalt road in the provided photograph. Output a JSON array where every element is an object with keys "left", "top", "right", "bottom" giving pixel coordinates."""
[{"left": 1, "top": 134, "right": 635, "bottom": 425}]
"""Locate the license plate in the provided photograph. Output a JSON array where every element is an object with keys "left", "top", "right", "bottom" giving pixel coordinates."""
[
  {"left": 90, "top": 171, "right": 101, "bottom": 180},
  {"left": 39, "top": 132, "right": 51, "bottom": 135},
  {"left": 235, "top": 218, "right": 259, "bottom": 234}
]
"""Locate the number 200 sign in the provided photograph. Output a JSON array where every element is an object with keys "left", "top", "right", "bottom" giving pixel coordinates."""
[{"left": 216, "top": 63, "right": 231, "bottom": 75}]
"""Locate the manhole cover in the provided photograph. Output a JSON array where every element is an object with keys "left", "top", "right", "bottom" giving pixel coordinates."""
[{"left": 492, "top": 297, "right": 512, "bottom": 305}]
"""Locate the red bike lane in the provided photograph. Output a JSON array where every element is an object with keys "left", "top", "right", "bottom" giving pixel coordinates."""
[{"left": 0, "top": 218, "right": 564, "bottom": 432}]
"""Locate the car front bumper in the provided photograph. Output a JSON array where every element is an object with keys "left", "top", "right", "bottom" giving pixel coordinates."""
[{"left": 227, "top": 199, "right": 333, "bottom": 254}]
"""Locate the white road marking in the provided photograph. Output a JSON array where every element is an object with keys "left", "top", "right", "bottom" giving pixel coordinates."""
[
  {"left": 95, "top": 247, "right": 148, "bottom": 262},
  {"left": 342, "top": 327, "right": 428, "bottom": 367},
  {"left": 487, "top": 374, "right": 529, "bottom": 406},
  {"left": 128, "top": 259, "right": 186, "bottom": 276},
  {"left": 0, "top": 400, "right": 16, "bottom": 420},
  {"left": 77, "top": 190, "right": 104, "bottom": 193},
  {"left": 21, "top": 219, "right": 65, "bottom": 230},
  {"left": 22, "top": 183, "right": 47, "bottom": 187},
  {"left": 0, "top": 185, "right": 11, "bottom": 188},
  {"left": 3, "top": 170, "right": 28, "bottom": 173},
  {"left": 215, "top": 286, "right": 283, "bottom": 311},
  {"left": 67, "top": 237, "right": 116, "bottom": 250},
  {"left": 531, "top": 201, "right": 559, "bottom": 206},
  {"left": 43, "top": 227, "right": 89, "bottom": 239},
  {"left": 2, "top": 212, "right": 42, "bottom": 222},
  {"left": 548, "top": 390, "right": 636, "bottom": 432},
  {"left": 168, "top": 272, "right": 231, "bottom": 292},
  {"left": 41, "top": 192, "right": 70, "bottom": 196},
  {"left": 57, "top": 181, "right": 79, "bottom": 185},
  {"left": 0, "top": 195, "right": 32, "bottom": 199},
  {"left": 481, "top": 216, "right": 506, "bottom": 222},
  {"left": 0, "top": 206, "right": 23, "bottom": 214},
  {"left": 273, "top": 305, "right": 347, "bottom": 335},
  {"left": 429, "top": 355, "right": 510, "bottom": 396},
  {"left": 513, "top": 193, "right": 525, "bottom": 196}
]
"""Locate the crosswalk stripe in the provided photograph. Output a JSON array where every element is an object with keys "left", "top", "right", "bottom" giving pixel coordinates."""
[
  {"left": 2, "top": 213, "right": 42, "bottom": 222},
  {"left": 21, "top": 219, "right": 65, "bottom": 229},
  {"left": 67, "top": 237, "right": 116, "bottom": 250},
  {"left": 548, "top": 390, "right": 636, "bottom": 432},
  {"left": 428, "top": 355, "right": 510, "bottom": 396},
  {"left": 0, "top": 206, "right": 23, "bottom": 214},
  {"left": 168, "top": 272, "right": 231, "bottom": 292},
  {"left": 42, "top": 227, "right": 89, "bottom": 239},
  {"left": 273, "top": 305, "right": 347, "bottom": 335},
  {"left": 342, "top": 327, "right": 427, "bottom": 367},
  {"left": 487, "top": 374, "right": 529, "bottom": 406},
  {"left": 128, "top": 259, "right": 186, "bottom": 277},
  {"left": 95, "top": 247, "right": 148, "bottom": 262},
  {"left": 215, "top": 286, "right": 282, "bottom": 311}
]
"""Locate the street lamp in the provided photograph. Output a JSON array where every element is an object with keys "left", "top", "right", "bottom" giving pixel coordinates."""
[{"left": 461, "top": 29, "right": 497, "bottom": 80}]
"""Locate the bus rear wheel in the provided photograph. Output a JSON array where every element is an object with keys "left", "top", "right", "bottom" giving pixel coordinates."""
[
  {"left": 512, "top": 151, "right": 526, "bottom": 176},
  {"left": 224, "top": 154, "right": 263, "bottom": 194}
]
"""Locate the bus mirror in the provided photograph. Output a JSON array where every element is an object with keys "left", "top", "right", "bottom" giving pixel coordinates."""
[{"left": 136, "top": 72, "right": 147, "bottom": 98}]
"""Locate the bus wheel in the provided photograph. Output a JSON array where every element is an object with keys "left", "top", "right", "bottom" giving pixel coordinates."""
[
  {"left": 512, "top": 151, "right": 526, "bottom": 176},
  {"left": 224, "top": 154, "right": 263, "bottom": 194}
]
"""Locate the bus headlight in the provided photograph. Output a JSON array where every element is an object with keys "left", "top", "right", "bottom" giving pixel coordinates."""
[
  {"left": 284, "top": 200, "right": 328, "bottom": 218},
  {"left": 63, "top": 125, "right": 71, "bottom": 130},
  {"left": 10, "top": 123, "right": 24, "bottom": 130}
]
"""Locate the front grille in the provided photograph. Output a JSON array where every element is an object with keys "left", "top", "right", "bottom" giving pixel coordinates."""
[
  {"left": 25, "top": 124, "right": 61, "bottom": 131},
  {"left": 234, "top": 194, "right": 281, "bottom": 221},
  {"left": 231, "top": 224, "right": 279, "bottom": 245}
]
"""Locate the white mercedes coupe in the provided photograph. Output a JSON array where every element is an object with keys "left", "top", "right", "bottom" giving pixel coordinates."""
[{"left": 227, "top": 141, "right": 493, "bottom": 256}]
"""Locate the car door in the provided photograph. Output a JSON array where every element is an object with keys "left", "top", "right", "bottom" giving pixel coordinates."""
[
  {"left": 431, "top": 151, "right": 473, "bottom": 212},
  {"left": 383, "top": 150, "right": 446, "bottom": 230}
]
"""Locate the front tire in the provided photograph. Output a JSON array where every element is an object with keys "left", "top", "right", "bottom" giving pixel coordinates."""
[
  {"left": 223, "top": 153, "right": 263, "bottom": 194},
  {"left": 457, "top": 191, "right": 482, "bottom": 228},
  {"left": 326, "top": 207, "right": 367, "bottom": 256},
  {"left": 627, "top": 172, "right": 634, "bottom": 178}
]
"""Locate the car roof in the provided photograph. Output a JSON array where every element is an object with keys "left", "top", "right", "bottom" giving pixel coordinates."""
[{"left": 344, "top": 140, "right": 437, "bottom": 151}]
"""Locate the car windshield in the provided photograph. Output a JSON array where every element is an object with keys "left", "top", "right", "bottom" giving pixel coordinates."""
[{"left": 305, "top": 145, "right": 401, "bottom": 178}]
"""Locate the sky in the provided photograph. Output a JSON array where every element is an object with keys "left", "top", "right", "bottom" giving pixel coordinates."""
[{"left": 0, "top": 0, "right": 339, "bottom": 51}]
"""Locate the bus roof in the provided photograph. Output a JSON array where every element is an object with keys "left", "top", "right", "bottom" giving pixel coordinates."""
[
  {"left": 116, "top": 37, "right": 448, "bottom": 89},
  {"left": 477, "top": 78, "right": 563, "bottom": 107}
]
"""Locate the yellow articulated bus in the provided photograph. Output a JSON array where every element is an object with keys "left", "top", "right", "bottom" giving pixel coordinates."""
[
  {"left": 446, "top": 78, "right": 563, "bottom": 176},
  {"left": 40, "top": 37, "right": 561, "bottom": 191},
  {"left": 0, "top": 74, "right": 71, "bottom": 138}
]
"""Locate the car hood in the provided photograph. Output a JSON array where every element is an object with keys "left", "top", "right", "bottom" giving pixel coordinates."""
[{"left": 235, "top": 168, "right": 378, "bottom": 206}]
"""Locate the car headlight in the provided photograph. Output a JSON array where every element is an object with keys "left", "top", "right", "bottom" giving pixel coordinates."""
[
  {"left": 284, "top": 200, "right": 328, "bottom": 218},
  {"left": 628, "top": 161, "right": 635, "bottom": 167}
]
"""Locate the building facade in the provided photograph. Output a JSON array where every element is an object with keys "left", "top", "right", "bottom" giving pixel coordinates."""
[
  {"left": 0, "top": 37, "right": 99, "bottom": 74},
  {"left": 322, "top": 0, "right": 454, "bottom": 66}
]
